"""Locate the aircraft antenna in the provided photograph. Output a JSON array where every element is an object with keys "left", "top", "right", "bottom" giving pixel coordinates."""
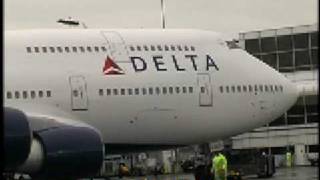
[{"left": 161, "top": 0, "right": 166, "bottom": 29}]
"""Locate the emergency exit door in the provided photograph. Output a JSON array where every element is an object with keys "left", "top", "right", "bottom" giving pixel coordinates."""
[
  {"left": 69, "top": 75, "right": 88, "bottom": 111},
  {"left": 197, "top": 73, "right": 213, "bottom": 107}
]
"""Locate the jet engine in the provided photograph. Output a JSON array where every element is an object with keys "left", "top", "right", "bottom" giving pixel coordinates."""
[{"left": 4, "top": 107, "right": 105, "bottom": 179}]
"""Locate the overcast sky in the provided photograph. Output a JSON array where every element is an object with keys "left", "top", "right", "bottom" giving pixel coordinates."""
[{"left": 5, "top": 0, "right": 318, "bottom": 38}]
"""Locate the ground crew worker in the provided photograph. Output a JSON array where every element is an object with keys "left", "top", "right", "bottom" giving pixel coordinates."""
[
  {"left": 212, "top": 152, "right": 227, "bottom": 180},
  {"left": 286, "top": 151, "right": 292, "bottom": 167}
]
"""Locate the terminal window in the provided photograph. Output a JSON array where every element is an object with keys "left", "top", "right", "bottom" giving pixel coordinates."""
[
  {"left": 277, "top": 35, "right": 293, "bottom": 51},
  {"left": 261, "top": 37, "right": 276, "bottom": 53},
  {"left": 293, "top": 33, "right": 309, "bottom": 49},
  {"left": 295, "top": 50, "right": 311, "bottom": 70},
  {"left": 278, "top": 52, "right": 294, "bottom": 72},
  {"left": 245, "top": 39, "right": 260, "bottom": 54},
  {"left": 311, "top": 32, "right": 318, "bottom": 47},
  {"left": 311, "top": 49, "right": 318, "bottom": 67},
  {"left": 261, "top": 53, "right": 277, "bottom": 69}
]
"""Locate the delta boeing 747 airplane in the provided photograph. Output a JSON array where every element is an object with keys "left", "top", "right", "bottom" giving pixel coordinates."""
[{"left": 4, "top": 29, "right": 298, "bottom": 179}]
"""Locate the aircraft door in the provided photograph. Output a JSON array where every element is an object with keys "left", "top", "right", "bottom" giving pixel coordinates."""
[
  {"left": 197, "top": 73, "right": 213, "bottom": 107},
  {"left": 69, "top": 75, "right": 89, "bottom": 111},
  {"left": 101, "top": 31, "right": 129, "bottom": 63}
]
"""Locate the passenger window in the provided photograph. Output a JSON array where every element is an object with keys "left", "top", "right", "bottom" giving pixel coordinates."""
[
  {"left": 106, "top": 89, "right": 111, "bottom": 95},
  {"left": 189, "top": 86, "right": 193, "bottom": 93},
  {"left": 219, "top": 86, "right": 223, "bottom": 93},
  {"left": 57, "top": 47, "right": 63, "bottom": 53},
  {"left": 26, "top": 47, "right": 32, "bottom": 53},
  {"left": 113, "top": 89, "right": 118, "bottom": 95},
  {"left": 148, "top": 87, "right": 153, "bottom": 95},
  {"left": 46, "top": 90, "right": 51, "bottom": 97},
  {"left": 72, "top": 90, "right": 78, "bottom": 97},
  {"left": 121, "top": 88, "right": 125, "bottom": 95},
  {"left": 151, "top": 45, "right": 156, "bottom": 51},
  {"left": 22, "top": 91, "right": 28, "bottom": 99},
  {"left": 164, "top": 45, "right": 169, "bottom": 51},
  {"left": 226, "top": 86, "right": 230, "bottom": 93},
  {"left": 162, "top": 87, "right": 167, "bottom": 94},
  {"left": 80, "top": 47, "right": 85, "bottom": 52},
  {"left": 259, "top": 85, "right": 263, "bottom": 92},
  {"left": 176, "top": 87, "right": 180, "bottom": 94},
  {"left": 275, "top": 85, "right": 278, "bottom": 92},
  {"left": 248, "top": 85, "right": 252, "bottom": 92},
  {"left": 42, "top": 47, "right": 47, "bottom": 53},
  {"left": 71, "top": 47, "right": 77, "bottom": 52},
  {"left": 169, "top": 87, "right": 174, "bottom": 94},
  {"left": 34, "top": 47, "right": 40, "bottom": 53},
  {"left": 170, "top": 45, "right": 175, "bottom": 51},
  {"left": 31, "top": 91, "right": 36, "bottom": 98},
  {"left": 7, "top": 92, "right": 12, "bottom": 99},
  {"left": 130, "top": 46, "right": 135, "bottom": 51},
  {"left": 15, "top": 91, "right": 20, "bottom": 99},
  {"left": 157, "top": 45, "right": 162, "bottom": 51},
  {"left": 265, "top": 85, "right": 269, "bottom": 92},
  {"left": 182, "top": 86, "right": 187, "bottom": 93},
  {"left": 237, "top": 85, "right": 241, "bottom": 92},
  {"left": 136, "top": 46, "right": 142, "bottom": 51},
  {"left": 231, "top": 86, "right": 235, "bottom": 93},
  {"left": 200, "top": 87, "right": 205, "bottom": 93},
  {"left": 99, "top": 89, "right": 104, "bottom": 96},
  {"left": 94, "top": 46, "right": 99, "bottom": 52},
  {"left": 270, "top": 85, "right": 274, "bottom": 92},
  {"left": 142, "top": 88, "right": 147, "bottom": 95},
  {"left": 65, "top": 47, "right": 70, "bottom": 53},
  {"left": 135, "top": 88, "right": 139, "bottom": 95},
  {"left": 143, "top": 45, "right": 149, "bottom": 51},
  {"left": 184, "top": 46, "right": 189, "bottom": 51},
  {"left": 254, "top": 85, "right": 258, "bottom": 92},
  {"left": 177, "top": 45, "right": 182, "bottom": 51},
  {"left": 280, "top": 86, "right": 283, "bottom": 92},
  {"left": 101, "top": 46, "right": 107, "bottom": 52},
  {"left": 49, "top": 47, "right": 55, "bottom": 53},
  {"left": 190, "top": 46, "right": 195, "bottom": 51},
  {"left": 155, "top": 87, "right": 160, "bottom": 95},
  {"left": 128, "top": 88, "right": 133, "bottom": 95},
  {"left": 87, "top": 46, "right": 92, "bottom": 52},
  {"left": 243, "top": 85, "right": 247, "bottom": 92}
]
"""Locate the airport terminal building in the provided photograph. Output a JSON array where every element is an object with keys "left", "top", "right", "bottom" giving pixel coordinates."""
[{"left": 231, "top": 24, "right": 318, "bottom": 166}]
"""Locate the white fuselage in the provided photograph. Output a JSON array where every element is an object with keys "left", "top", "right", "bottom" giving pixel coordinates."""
[{"left": 4, "top": 29, "right": 298, "bottom": 146}]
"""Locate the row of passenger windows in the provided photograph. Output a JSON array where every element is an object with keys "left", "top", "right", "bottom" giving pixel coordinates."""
[
  {"left": 219, "top": 84, "right": 283, "bottom": 93},
  {"left": 98, "top": 86, "right": 195, "bottom": 96},
  {"left": 6, "top": 90, "right": 52, "bottom": 99},
  {"left": 129, "top": 45, "right": 195, "bottom": 52},
  {"left": 26, "top": 44, "right": 197, "bottom": 54},
  {"left": 26, "top": 46, "right": 107, "bottom": 53}
]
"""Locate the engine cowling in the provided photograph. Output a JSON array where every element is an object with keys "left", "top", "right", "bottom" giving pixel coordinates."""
[
  {"left": 4, "top": 107, "right": 31, "bottom": 170},
  {"left": 32, "top": 126, "right": 104, "bottom": 178},
  {"left": 4, "top": 107, "right": 105, "bottom": 179}
]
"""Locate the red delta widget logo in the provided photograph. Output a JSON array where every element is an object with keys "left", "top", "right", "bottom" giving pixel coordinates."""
[
  {"left": 103, "top": 54, "right": 219, "bottom": 76},
  {"left": 103, "top": 56, "right": 124, "bottom": 75}
]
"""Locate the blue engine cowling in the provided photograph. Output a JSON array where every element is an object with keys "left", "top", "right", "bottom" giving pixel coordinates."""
[
  {"left": 4, "top": 107, "right": 105, "bottom": 179},
  {"left": 4, "top": 107, "right": 31, "bottom": 170},
  {"left": 33, "top": 126, "right": 104, "bottom": 178}
]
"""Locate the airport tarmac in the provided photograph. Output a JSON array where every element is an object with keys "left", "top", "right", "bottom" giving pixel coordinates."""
[{"left": 108, "top": 166, "right": 318, "bottom": 180}]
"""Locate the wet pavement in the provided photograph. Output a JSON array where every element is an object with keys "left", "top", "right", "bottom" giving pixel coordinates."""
[
  {"left": 109, "top": 166, "right": 318, "bottom": 180},
  {"left": 246, "top": 166, "right": 318, "bottom": 180}
]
